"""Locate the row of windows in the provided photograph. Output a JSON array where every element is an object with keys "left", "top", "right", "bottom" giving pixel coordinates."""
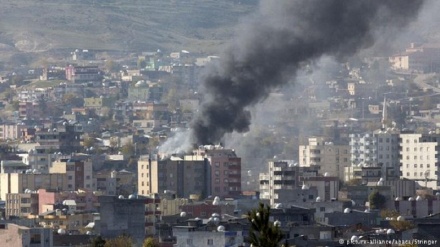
[
  {"left": 405, "top": 164, "right": 431, "bottom": 168},
  {"left": 406, "top": 172, "right": 430, "bottom": 177},
  {"left": 405, "top": 155, "right": 431, "bottom": 160}
]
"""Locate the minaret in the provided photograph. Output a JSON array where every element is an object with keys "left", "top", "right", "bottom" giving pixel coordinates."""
[{"left": 381, "top": 96, "right": 387, "bottom": 129}]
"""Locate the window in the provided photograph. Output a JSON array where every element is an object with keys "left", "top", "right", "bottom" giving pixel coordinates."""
[
  {"left": 427, "top": 164, "right": 430, "bottom": 168},
  {"left": 407, "top": 172, "right": 410, "bottom": 176},
  {"left": 215, "top": 178, "right": 220, "bottom": 183},
  {"left": 208, "top": 239, "right": 214, "bottom": 245},
  {"left": 414, "top": 164, "right": 417, "bottom": 168},
  {"left": 68, "top": 175, "right": 73, "bottom": 180},
  {"left": 420, "top": 164, "right": 423, "bottom": 168},
  {"left": 215, "top": 162, "right": 220, "bottom": 167},
  {"left": 224, "top": 170, "right": 228, "bottom": 175}
]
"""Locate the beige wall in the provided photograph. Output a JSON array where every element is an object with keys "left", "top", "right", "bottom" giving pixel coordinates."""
[
  {"left": 0, "top": 173, "right": 67, "bottom": 201},
  {"left": 0, "top": 224, "right": 29, "bottom": 247},
  {"left": 138, "top": 159, "right": 159, "bottom": 196}
]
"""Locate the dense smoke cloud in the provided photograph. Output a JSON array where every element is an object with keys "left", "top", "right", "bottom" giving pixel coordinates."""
[{"left": 190, "top": 0, "right": 424, "bottom": 145}]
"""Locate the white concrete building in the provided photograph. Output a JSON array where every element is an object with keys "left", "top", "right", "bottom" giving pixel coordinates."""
[
  {"left": 375, "top": 129, "right": 400, "bottom": 178},
  {"left": 399, "top": 133, "right": 438, "bottom": 189},
  {"left": 349, "top": 132, "right": 377, "bottom": 166}
]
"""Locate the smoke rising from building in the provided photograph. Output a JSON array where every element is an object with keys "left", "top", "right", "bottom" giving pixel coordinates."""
[{"left": 190, "top": 0, "right": 424, "bottom": 145}]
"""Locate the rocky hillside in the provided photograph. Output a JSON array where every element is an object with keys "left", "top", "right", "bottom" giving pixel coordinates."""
[{"left": 0, "top": 0, "right": 257, "bottom": 54}]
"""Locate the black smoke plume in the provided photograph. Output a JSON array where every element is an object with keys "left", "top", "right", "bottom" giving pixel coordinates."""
[{"left": 191, "top": 0, "right": 424, "bottom": 145}]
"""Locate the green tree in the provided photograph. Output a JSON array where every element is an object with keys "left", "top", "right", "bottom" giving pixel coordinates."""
[
  {"left": 247, "top": 203, "right": 283, "bottom": 247},
  {"left": 369, "top": 190, "right": 386, "bottom": 210},
  {"left": 91, "top": 236, "right": 106, "bottom": 247},
  {"left": 137, "top": 58, "right": 147, "bottom": 69},
  {"left": 105, "top": 60, "right": 121, "bottom": 73},
  {"left": 121, "top": 142, "right": 135, "bottom": 157},
  {"left": 381, "top": 209, "right": 415, "bottom": 231},
  {"left": 346, "top": 178, "right": 362, "bottom": 186},
  {"left": 62, "top": 93, "right": 84, "bottom": 108},
  {"left": 420, "top": 96, "right": 433, "bottom": 110},
  {"left": 83, "top": 136, "right": 96, "bottom": 149},
  {"left": 10, "top": 100, "right": 19, "bottom": 111},
  {"left": 104, "top": 234, "right": 133, "bottom": 247},
  {"left": 37, "top": 95, "right": 48, "bottom": 117},
  {"left": 3, "top": 89, "right": 15, "bottom": 103},
  {"left": 143, "top": 237, "right": 159, "bottom": 247}
]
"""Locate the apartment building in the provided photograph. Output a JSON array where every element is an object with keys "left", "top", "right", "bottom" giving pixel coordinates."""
[
  {"left": 0, "top": 123, "right": 27, "bottom": 141},
  {"left": 0, "top": 173, "right": 67, "bottom": 201},
  {"left": 34, "top": 122, "right": 82, "bottom": 154},
  {"left": 65, "top": 65, "right": 102, "bottom": 83},
  {"left": 138, "top": 154, "right": 209, "bottom": 198},
  {"left": 375, "top": 129, "right": 400, "bottom": 178},
  {"left": 259, "top": 161, "right": 321, "bottom": 205},
  {"left": 349, "top": 132, "right": 377, "bottom": 166},
  {"left": 194, "top": 145, "right": 242, "bottom": 197},
  {"left": 299, "top": 137, "right": 350, "bottom": 179},
  {"left": 6, "top": 192, "right": 39, "bottom": 219},
  {"left": 49, "top": 158, "right": 96, "bottom": 191},
  {"left": 399, "top": 133, "right": 439, "bottom": 189}
]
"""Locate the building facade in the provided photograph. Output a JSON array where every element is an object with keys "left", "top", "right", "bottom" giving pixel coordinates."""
[
  {"left": 299, "top": 137, "right": 350, "bottom": 179},
  {"left": 49, "top": 158, "right": 96, "bottom": 191},
  {"left": 138, "top": 155, "right": 209, "bottom": 198}
]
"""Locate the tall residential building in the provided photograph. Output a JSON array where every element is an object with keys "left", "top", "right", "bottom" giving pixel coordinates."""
[
  {"left": 259, "top": 161, "right": 299, "bottom": 205},
  {"left": 138, "top": 154, "right": 210, "bottom": 198},
  {"left": 49, "top": 158, "right": 96, "bottom": 191},
  {"left": 194, "top": 145, "right": 242, "bottom": 197},
  {"left": 35, "top": 122, "right": 82, "bottom": 154},
  {"left": 6, "top": 192, "right": 39, "bottom": 219},
  {"left": 348, "top": 129, "right": 400, "bottom": 179},
  {"left": 375, "top": 129, "right": 400, "bottom": 178},
  {"left": 0, "top": 173, "right": 67, "bottom": 201},
  {"left": 259, "top": 161, "right": 321, "bottom": 205},
  {"left": 65, "top": 65, "right": 102, "bottom": 83},
  {"left": 399, "top": 133, "right": 439, "bottom": 189},
  {"left": 299, "top": 137, "right": 350, "bottom": 179},
  {"left": 349, "top": 132, "right": 377, "bottom": 166},
  {"left": 0, "top": 123, "right": 27, "bottom": 141}
]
